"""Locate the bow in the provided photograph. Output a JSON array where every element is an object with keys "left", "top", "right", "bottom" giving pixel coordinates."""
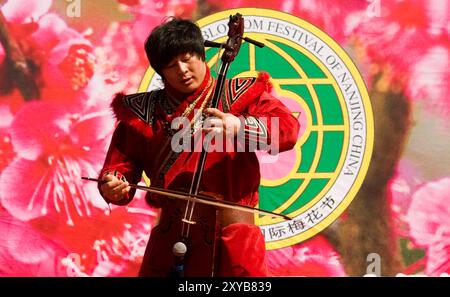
[{"left": 82, "top": 177, "right": 291, "bottom": 220}]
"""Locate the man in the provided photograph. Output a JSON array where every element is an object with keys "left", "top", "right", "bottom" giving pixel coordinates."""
[{"left": 98, "top": 18, "right": 299, "bottom": 276}]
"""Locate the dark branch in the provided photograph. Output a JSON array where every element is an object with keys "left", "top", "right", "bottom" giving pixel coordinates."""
[{"left": 0, "top": 11, "right": 40, "bottom": 100}]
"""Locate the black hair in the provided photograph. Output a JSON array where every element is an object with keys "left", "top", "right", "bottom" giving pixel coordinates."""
[{"left": 144, "top": 18, "right": 205, "bottom": 76}]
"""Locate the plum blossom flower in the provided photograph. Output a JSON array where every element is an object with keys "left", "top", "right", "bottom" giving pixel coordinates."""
[
  {"left": 290, "top": 0, "right": 367, "bottom": 43},
  {"left": 1, "top": 0, "right": 51, "bottom": 24},
  {"left": 0, "top": 101, "right": 115, "bottom": 225},
  {"left": 62, "top": 209, "right": 155, "bottom": 276},
  {"left": 406, "top": 177, "right": 450, "bottom": 275},
  {"left": 50, "top": 190, "right": 159, "bottom": 276},
  {"left": 349, "top": 0, "right": 440, "bottom": 71},
  {"left": 0, "top": 208, "right": 68, "bottom": 276},
  {"left": 1, "top": 1, "right": 95, "bottom": 103},
  {"left": 0, "top": 189, "right": 157, "bottom": 276},
  {"left": 94, "top": 22, "right": 145, "bottom": 94},
  {"left": 349, "top": 0, "right": 450, "bottom": 113},
  {"left": 408, "top": 46, "right": 450, "bottom": 115},
  {"left": 33, "top": 13, "right": 95, "bottom": 102},
  {"left": 266, "top": 235, "right": 346, "bottom": 276},
  {"left": 0, "top": 99, "right": 157, "bottom": 276}
]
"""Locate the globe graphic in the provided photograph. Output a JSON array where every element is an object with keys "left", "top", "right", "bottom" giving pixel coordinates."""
[{"left": 205, "top": 34, "right": 349, "bottom": 230}]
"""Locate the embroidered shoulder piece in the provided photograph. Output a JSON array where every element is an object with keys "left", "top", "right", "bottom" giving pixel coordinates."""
[
  {"left": 111, "top": 90, "right": 160, "bottom": 138},
  {"left": 226, "top": 72, "right": 272, "bottom": 113},
  {"left": 224, "top": 72, "right": 273, "bottom": 150},
  {"left": 123, "top": 91, "right": 158, "bottom": 125},
  {"left": 225, "top": 77, "right": 257, "bottom": 106}
]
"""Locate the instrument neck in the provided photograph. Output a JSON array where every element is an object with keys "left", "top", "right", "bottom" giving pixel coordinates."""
[{"left": 189, "top": 61, "right": 230, "bottom": 196}]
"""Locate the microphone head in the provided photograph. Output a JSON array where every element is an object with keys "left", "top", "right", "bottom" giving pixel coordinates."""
[{"left": 172, "top": 241, "right": 187, "bottom": 257}]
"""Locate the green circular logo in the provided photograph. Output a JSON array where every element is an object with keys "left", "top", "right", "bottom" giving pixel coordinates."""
[{"left": 140, "top": 8, "right": 374, "bottom": 250}]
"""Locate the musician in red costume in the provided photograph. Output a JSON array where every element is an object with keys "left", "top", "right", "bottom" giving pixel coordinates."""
[{"left": 98, "top": 18, "right": 299, "bottom": 277}]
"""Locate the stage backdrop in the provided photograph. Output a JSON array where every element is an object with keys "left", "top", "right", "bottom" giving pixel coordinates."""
[{"left": 0, "top": 0, "right": 449, "bottom": 277}]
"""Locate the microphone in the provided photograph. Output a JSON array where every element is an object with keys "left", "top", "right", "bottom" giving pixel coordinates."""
[{"left": 171, "top": 241, "right": 187, "bottom": 277}]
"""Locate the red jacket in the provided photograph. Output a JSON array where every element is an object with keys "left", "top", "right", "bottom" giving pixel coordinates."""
[
  {"left": 100, "top": 68, "right": 299, "bottom": 207},
  {"left": 99, "top": 67, "right": 299, "bottom": 276}
]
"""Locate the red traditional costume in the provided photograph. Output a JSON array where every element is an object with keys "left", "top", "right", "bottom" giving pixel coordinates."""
[{"left": 99, "top": 66, "right": 299, "bottom": 276}]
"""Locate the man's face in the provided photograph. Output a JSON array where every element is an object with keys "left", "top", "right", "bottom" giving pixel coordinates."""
[{"left": 161, "top": 52, "right": 206, "bottom": 94}]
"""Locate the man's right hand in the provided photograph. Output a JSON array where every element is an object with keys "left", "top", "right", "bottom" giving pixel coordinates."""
[{"left": 100, "top": 173, "right": 131, "bottom": 202}]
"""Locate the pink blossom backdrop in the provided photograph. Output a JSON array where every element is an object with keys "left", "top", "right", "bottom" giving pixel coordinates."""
[{"left": 0, "top": 0, "right": 448, "bottom": 276}]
